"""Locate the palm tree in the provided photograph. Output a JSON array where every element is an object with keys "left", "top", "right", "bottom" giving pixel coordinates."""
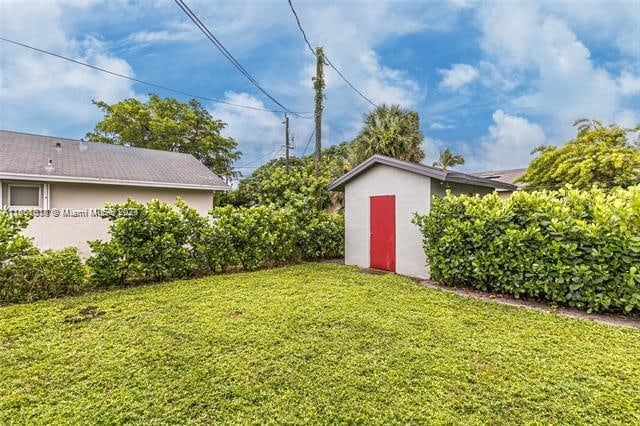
[
  {"left": 573, "top": 118, "right": 603, "bottom": 136},
  {"left": 432, "top": 148, "right": 464, "bottom": 170},
  {"left": 353, "top": 104, "right": 425, "bottom": 163}
]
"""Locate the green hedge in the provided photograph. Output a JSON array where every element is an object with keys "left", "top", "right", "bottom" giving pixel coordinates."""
[
  {"left": 88, "top": 199, "right": 344, "bottom": 287},
  {"left": 0, "top": 210, "right": 88, "bottom": 304},
  {"left": 0, "top": 248, "right": 89, "bottom": 303},
  {"left": 413, "top": 186, "right": 640, "bottom": 313}
]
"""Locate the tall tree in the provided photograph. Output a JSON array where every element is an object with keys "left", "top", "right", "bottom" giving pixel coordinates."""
[
  {"left": 86, "top": 94, "right": 242, "bottom": 180},
  {"left": 352, "top": 104, "right": 425, "bottom": 163},
  {"left": 518, "top": 120, "right": 640, "bottom": 190},
  {"left": 433, "top": 148, "right": 465, "bottom": 170}
]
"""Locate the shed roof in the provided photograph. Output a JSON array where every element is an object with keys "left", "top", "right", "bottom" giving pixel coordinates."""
[
  {"left": 0, "top": 130, "right": 229, "bottom": 190},
  {"left": 327, "top": 155, "right": 518, "bottom": 191}
]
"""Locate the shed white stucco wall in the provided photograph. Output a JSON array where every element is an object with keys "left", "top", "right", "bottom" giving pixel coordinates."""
[{"left": 344, "top": 164, "right": 431, "bottom": 279}]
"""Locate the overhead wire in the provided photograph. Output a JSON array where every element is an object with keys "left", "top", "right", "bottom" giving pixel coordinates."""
[
  {"left": 286, "top": 0, "right": 378, "bottom": 108},
  {"left": 0, "top": 36, "right": 311, "bottom": 114},
  {"left": 235, "top": 147, "right": 284, "bottom": 168},
  {"left": 174, "top": 0, "right": 311, "bottom": 119},
  {"left": 302, "top": 128, "right": 316, "bottom": 155}
]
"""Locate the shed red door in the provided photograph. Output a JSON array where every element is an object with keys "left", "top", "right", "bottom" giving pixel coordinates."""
[{"left": 370, "top": 195, "right": 395, "bottom": 272}]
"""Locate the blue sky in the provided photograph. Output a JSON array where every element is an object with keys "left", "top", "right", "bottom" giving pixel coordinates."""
[{"left": 1, "top": 0, "right": 639, "bottom": 174}]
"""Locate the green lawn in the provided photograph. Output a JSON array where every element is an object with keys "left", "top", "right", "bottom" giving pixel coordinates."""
[{"left": 1, "top": 264, "right": 639, "bottom": 424}]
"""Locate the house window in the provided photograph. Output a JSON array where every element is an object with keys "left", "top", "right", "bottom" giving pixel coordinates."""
[{"left": 8, "top": 184, "right": 42, "bottom": 208}]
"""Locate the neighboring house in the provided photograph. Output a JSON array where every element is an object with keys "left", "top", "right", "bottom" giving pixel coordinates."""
[
  {"left": 328, "top": 155, "right": 516, "bottom": 279},
  {"left": 0, "top": 130, "right": 229, "bottom": 255},
  {"left": 472, "top": 168, "right": 526, "bottom": 198}
]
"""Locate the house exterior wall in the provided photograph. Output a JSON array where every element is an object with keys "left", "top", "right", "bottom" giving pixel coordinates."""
[
  {"left": 344, "top": 164, "right": 431, "bottom": 279},
  {"left": 0, "top": 180, "right": 214, "bottom": 256}
]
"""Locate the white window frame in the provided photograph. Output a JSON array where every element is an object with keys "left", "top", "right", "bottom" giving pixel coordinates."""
[{"left": 7, "top": 183, "right": 43, "bottom": 209}]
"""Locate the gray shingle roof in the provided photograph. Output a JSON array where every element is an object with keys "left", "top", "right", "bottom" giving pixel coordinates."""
[
  {"left": 472, "top": 168, "right": 527, "bottom": 188},
  {"left": 0, "top": 130, "right": 229, "bottom": 190},
  {"left": 327, "top": 155, "right": 518, "bottom": 191}
]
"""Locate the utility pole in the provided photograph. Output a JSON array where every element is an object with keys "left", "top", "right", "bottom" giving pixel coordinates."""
[
  {"left": 283, "top": 113, "right": 290, "bottom": 173},
  {"left": 313, "top": 46, "right": 325, "bottom": 177}
]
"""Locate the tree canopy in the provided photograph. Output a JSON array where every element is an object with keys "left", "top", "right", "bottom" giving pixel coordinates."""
[
  {"left": 433, "top": 148, "right": 465, "bottom": 170},
  {"left": 86, "top": 94, "right": 241, "bottom": 180},
  {"left": 227, "top": 105, "right": 426, "bottom": 211},
  {"left": 518, "top": 121, "right": 640, "bottom": 190},
  {"left": 227, "top": 144, "right": 350, "bottom": 211},
  {"left": 352, "top": 104, "right": 424, "bottom": 163}
]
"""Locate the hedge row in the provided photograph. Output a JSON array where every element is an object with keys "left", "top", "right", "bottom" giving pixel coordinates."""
[
  {"left": 414, "top": 185, "right": 640, "bottom": 313},
  {"left": 0, "top": 211, "right": 89, "bottom": 303},
  {"left": 0, "top": 201, "right": 344, "bottom": 303},
  {"left": 87, "top": 199, "right": 344, "bottom": 287}
]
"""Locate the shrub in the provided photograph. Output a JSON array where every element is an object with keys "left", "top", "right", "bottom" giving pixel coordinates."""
[
  {"left": 0, "top": 209, "right": 36, "bottom": 264},
  {"left": 88, "top": 199, "right": 345, "bottom": 287},
  {"left": 0, "top": 248, "right": 88, "bottom": 303},
  {"left": 413, "top": 185, "right": 640, "bottom": 313},
  {"left": 296, "top": 208, "right": 345, "bottom": 259},
  {"left": 87, "top": 199, "right": 194, "bottom": 286}
]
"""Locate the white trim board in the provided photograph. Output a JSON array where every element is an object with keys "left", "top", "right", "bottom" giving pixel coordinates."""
[{"left": 0, "top": 172, "right": 229, "bottom": 191}]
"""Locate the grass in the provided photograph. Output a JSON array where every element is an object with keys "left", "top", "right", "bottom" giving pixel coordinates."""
[{"left": 1, "top": 263, "right": 639, "bottom": 424}]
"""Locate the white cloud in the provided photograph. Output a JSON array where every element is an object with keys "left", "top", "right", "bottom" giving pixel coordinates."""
[
  {"left": 478, "top": 110, "right": 546, "bottom": 170},
  {"left": 618, "top": 72, "right": 640, "bottom": 96},
  {"left": 613, "top": 109, "right": 640, "bottom": 128},
  {"left": 208, "top": 92, "right": 316, "bottom": 169},
  {"left": 422, "top": 136, "right": 445, "bottom": 166},
  {"left": 477, "top": 1, "right": 636, "bottom": 141},
  {"left": 0, "top": 0, "right": 135, "bottom": 136},
  {"left": 537, "top": 0, "right": 640, "bottom": 58},
  {"left": 438, "top": 64, "right": 479, "bottom": 91},
  {"left": 209, "top": 92, "right": 286, "bottom": 155},
  {"left": 429, "top": 122, "right": 455, "bottom": 130},
  {"left": 124, "top": 29, "right": 193, "bottom": 44}
]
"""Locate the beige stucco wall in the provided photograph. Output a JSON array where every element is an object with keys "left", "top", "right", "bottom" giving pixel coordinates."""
[{"left": 1, "top": 180, "right": 214, "bottom": 256}]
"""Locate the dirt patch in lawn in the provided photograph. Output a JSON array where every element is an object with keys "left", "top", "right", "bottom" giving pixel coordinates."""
[
  {"left": 63, "top": 305, "right": 106, "bottom": 324},
  {"left": 417, "top": 280, "right": 640, "bottom": 330}
]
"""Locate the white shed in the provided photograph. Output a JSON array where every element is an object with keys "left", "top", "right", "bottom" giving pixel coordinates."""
[{"left": 328, "top": 155, "right": 516, "bottom": 279}]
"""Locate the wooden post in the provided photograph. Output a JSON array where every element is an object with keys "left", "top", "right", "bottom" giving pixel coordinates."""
[
  {"left": 284, "top": 113, "right": 290, "bottom": 173},
  {"left": 313, "top": 47, "right": 325, "bottom": 177}
]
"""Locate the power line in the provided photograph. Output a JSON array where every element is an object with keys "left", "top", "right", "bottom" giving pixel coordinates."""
[
  {"left": 235, "top": 147, "right": 284, "bottom": 168},
  {"left": 324, "top": 57, "right": 378, "bottom": 108},
  {"left": 174, "top": 0, "right": 310, "bottom": 119},
  {"left": 302, "top": 128, "right": 315, "bottom": 155},
  {"left": 286, "top": 0, "right": 378, "bottom": 108},
  {"left": 287, "top": 0, "right": 315, "bottom": 56},
  {"left": 0, "top": 36, "right": 312, "bottom": 115}
]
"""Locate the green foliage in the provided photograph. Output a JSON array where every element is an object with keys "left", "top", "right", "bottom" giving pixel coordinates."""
[
  {"left": 87, "top": 199, "right": 194, "bottom": 286},
  {"left": 228, "top": 103, "right": 426, "bottom": 211},
  {"left": 0, "top": 248, "right": 88, "bottom": 304},
  {"left": 2, "top": 264, "right": 639, "bottom": 424},
  {"left": 432, "top": 147, "right": 465, "bottom": 170},
  {"left": 209, "top": 205, "right": 276, "bottom": 271},
  {"left": 414, "top": 186, "right": 640, "bottom": 313},
  {"left": 86, "top": 94, "right": 241, "bottom": 180},
  {"left": 0, "top": 209, "right": 36, "bottom": 264},
  {"left": 352, "top": 104, "right": 424, "bottom": 163},
  {"left": 519, "top": 121, "right": 640, "bottom": 189},
  {"left": 88, "top": 199, "right": 344, "bottom": 286},
  {"left": 228, "top": 144, "right": 350, "bottom": 210},
  {"left": 0, "top": 210, "right": 88, "bottom": 304}
]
